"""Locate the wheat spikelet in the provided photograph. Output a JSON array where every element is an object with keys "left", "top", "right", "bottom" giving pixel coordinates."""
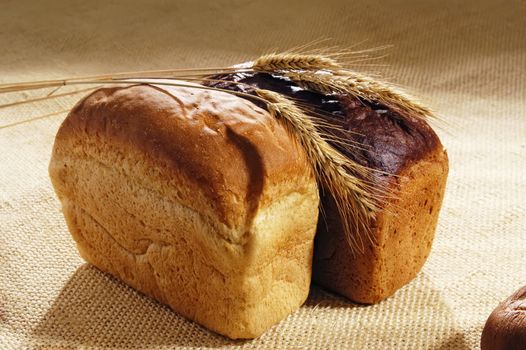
[
  {"left": 341, "top": 71, "right": 433, "bottom": 119},
  {"left": 285, "top": 71, "right": 348, "bottom": 95},
  {"left": 255, "top": 88, "right": 378, "bottom": 253},
  {"left": 286, "top": 71, "right": 434, "bottom": 120},
  {"left": 252, "top": 53, "right": 341, "bottom": 72}
]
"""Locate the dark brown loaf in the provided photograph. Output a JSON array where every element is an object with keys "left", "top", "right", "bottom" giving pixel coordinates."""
[
  {"left": 206, "top": 71, "right": 449, "bottom": 303},
  {"left": 481, "top": 285, "right": 526, "bottom": 350}
]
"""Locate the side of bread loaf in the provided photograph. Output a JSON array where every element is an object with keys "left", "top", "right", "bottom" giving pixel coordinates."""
[
  {"left": 49, "top": 82, "right": 319, "bottom": 339},
  {"left": 205, "top": 72, "right": 448, "bottom": 303},
  {"left": 314, "top": 148, "right": 448, "bottom": 303}
]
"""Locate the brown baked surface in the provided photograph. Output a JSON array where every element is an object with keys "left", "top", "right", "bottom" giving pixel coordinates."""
[
  {"left": 481, "top": 284, "right": 526, "bottom": 350},
  {"left": 314, "top": 149, "right": 448, "bottom": 303},
  {"left": 49, "top": 81, "right": 320, "bottom": 339},
  {"left": 206, "top": 71, "right": 449, "bottom": 303}
]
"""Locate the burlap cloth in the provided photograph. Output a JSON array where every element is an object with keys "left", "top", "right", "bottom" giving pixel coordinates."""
[{"left": 1, "top": 0, "right": 525, "bottom": 349}]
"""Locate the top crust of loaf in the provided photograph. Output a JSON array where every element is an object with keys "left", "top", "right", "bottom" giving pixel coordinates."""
[
  {"left": 53, "top": 80, "right": 313, "bottom": 242},
  {"left": 205, "top": 72, "right": 442, "bottom": 176}
]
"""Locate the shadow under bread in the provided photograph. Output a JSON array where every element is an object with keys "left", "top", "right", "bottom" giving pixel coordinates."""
[
  {"left": 32, "top": 265, "right": 467, "bottom": 348},
  {"left": 31, "top": 263, "right": 244, "bottom": 348}
]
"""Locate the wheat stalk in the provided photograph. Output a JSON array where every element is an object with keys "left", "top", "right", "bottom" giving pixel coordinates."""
[
  {"left": 255, "top": 89, "right": 378, "bottom": 253},
  {"left": 0, "top": 87, "right": 98, "bottom": 110},
  {"left": 0, "top": 68, "right": 249, "bottom": 94},
  {"left": 0, "top": 49, "right": 433, "bottom": 252},
  {"left": 250, "top": 52, "right": 433, "bottom": 119},
  {"left": 0, "top": 53, "right": 431, "bottom": 120},
  {"left": 0, "top": 74, "right": 384, "bottom": 252}
]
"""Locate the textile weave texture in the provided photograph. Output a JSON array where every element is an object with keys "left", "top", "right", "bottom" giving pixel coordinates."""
[{"left": 1, "top": 0, "right": 525, "bottom": 349}]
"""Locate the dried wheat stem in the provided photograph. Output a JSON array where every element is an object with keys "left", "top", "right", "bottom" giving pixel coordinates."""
[
  {"left": 0, "top": 49, "right": 416, "bottom": 253},
  {"left": 0, "top": 68, "right": 247, "bottom": 94},
  {"left": 0, "top": 110, "right": 69, "bottom": 130},
  {"left": 0, "top": 87, "right": 98, "bottom": 110}
]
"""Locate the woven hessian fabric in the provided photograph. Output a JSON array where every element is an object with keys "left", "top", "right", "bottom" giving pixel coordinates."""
[{"left": 1, "top": 0, "right": 525, "bottom": 349}]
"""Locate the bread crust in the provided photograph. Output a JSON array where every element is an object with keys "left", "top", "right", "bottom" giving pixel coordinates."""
[
  {"left": 49, "top": 82, "right": 319, "bottom": 338},
  {"left": 313, "top": 148, "right": 448, "bottom": 303},
  {"left": 54, "top": 81, "right": 313, "bottom": 235}
]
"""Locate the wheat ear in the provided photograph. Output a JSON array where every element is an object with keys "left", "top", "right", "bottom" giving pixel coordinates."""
[
  {"left": 285, "top": 71, "right": 434, "bottom": 120},
  {"left": 255, "top": 88, "right": 377, "bottom": 253},
  {"left": 252, "top": 53, "right": 341, "bottom": 72}
]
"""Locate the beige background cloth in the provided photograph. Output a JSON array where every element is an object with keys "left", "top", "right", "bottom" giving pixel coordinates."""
[{"left": 1, "top": 0, "right": 525, "bottom": 349}]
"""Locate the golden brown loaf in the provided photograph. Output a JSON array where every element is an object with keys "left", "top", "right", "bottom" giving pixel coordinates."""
[
  {"left": 205, "top": 71, "right": 449, "bottom": 304},
  {"left": 49, "top": 81, "right": 320, "bottom": 339}
]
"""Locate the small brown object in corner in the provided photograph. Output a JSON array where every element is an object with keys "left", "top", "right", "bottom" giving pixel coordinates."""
[{"left": 481, "top": 285, "right": 526, "bottom": 350}]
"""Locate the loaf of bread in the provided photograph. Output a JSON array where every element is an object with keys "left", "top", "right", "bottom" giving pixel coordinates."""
[
  {"left": 481, "top": 284, "right": 526, "bottom": 350},
  {"left": 48, "top": 81, "right": 320, "bottom": 339},
  {"left": 206, "top": 71, "right": 448, "bottom": 304}
]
